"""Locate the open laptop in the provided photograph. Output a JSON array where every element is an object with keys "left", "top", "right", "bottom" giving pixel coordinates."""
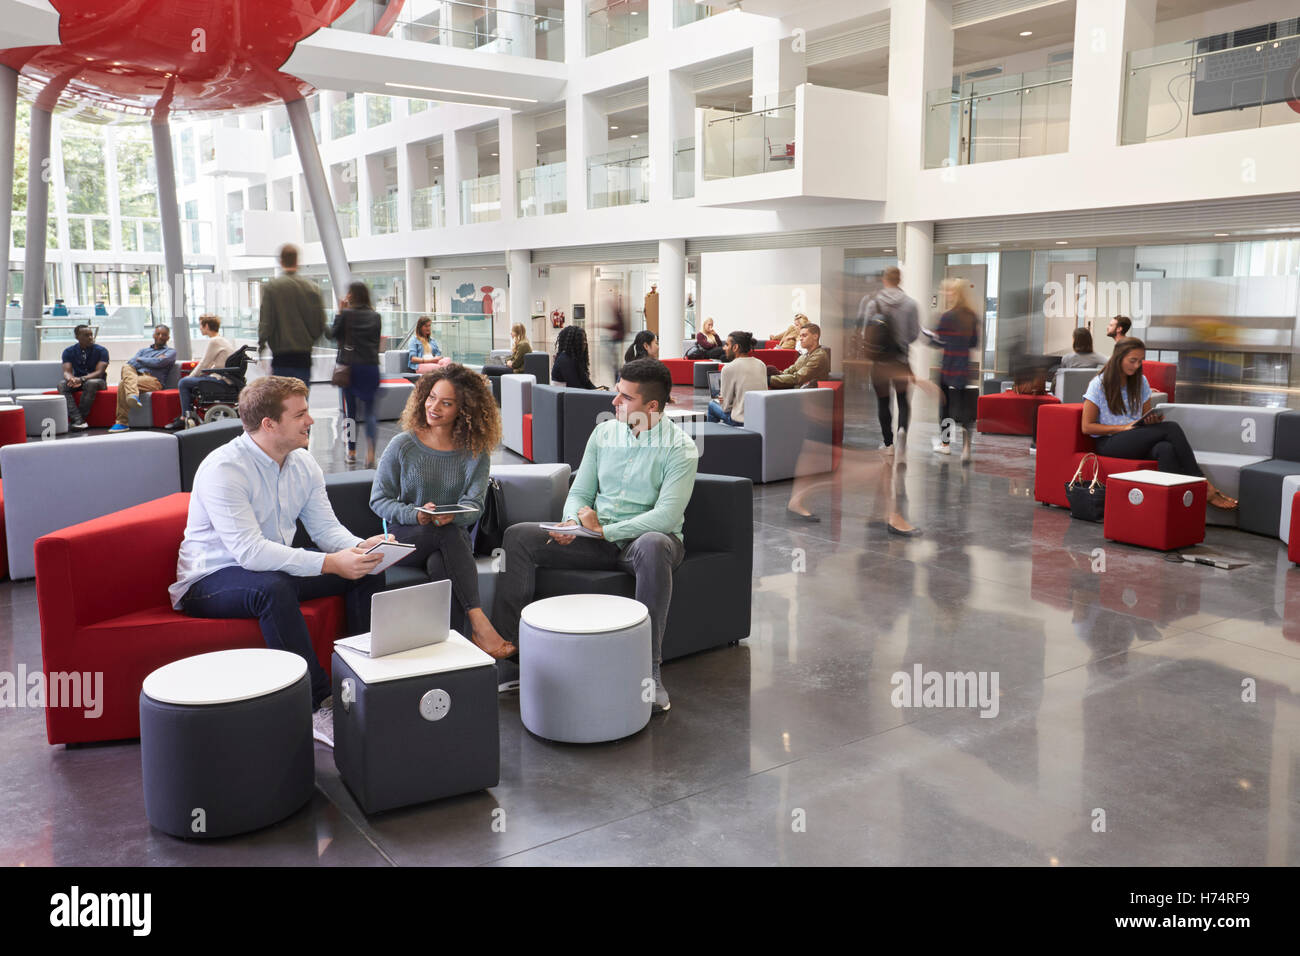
[
  {"left": 708, "top": 371, "right": 722, "bottom": 399},
  {"left": 335, "top": 579, "right": 451, "bottom": 658}
]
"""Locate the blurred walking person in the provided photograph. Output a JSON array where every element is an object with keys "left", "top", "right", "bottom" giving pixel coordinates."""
[
  {"left": 862, "top": 267, "right": 920, "bottom": 457},
  {"left": 329, "top": 281, "right": 382, "bottom": 467},
  {"left": 924, "top": 278, "right": 981, "bottom": 462}
]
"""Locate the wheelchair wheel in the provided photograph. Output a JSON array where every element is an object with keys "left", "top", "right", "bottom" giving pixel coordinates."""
[{"left": 203, "top": 404, "right": 238, "bottom": 423}]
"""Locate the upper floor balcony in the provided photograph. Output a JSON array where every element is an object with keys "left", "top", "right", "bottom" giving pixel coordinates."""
[
  {"left": 412, "top": 185, "right": 447, "bottom": 230},
  {"left": 925, "top": 67, "right": 1072, "bottom": 168},
  {"left": 333, "top": 0, "right": 565, "bottom": 61},
  {"left": 1122, "top": 25, "right": 1300, "bottom": 145},
  {"left": 518, "top": 162, "right": 567, "bottom": 217},
  {"left": 461, "top": 174, "right": 502, "bottom": 224},
  {"left": 198, "top": 126, "right": 270, "bottom": 178},
  {"left": 587, "top": 146, "right": 649, "bottom": 209},
  {"left": 696, "top": 84, "right": 887, "bottom": 206}
]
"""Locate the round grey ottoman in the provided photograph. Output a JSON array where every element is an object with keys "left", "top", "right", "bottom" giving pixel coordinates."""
[
  {"left": 16, "top": 394, "right": 68, "bottom": 436},
  {"left": 519, "top": 595, "right": 652, "bottom": 743},
  {"left": 140, "top": 649, "right": 314, "bottom": 839}
]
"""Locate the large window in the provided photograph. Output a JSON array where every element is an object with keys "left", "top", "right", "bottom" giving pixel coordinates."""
[{"left": 61, "top": 128, "right": 109, "bottom": 216}]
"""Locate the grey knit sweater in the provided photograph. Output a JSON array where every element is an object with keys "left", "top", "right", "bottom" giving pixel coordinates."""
[{"left": 369, "top": 432, "right": 490, "bottom": 528}]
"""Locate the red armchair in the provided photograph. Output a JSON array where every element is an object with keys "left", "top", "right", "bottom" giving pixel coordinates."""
[
  {"left": 660, "top": 359, "right": 696, "bottom": 386},
  {"left": 1034, "top": 403, "right": 1156, "bottom": 509},
  {"left": 1143, "top": 361, "right": 1176, "bottom": 404},
  {"left": 976, "top": 392, "right": 1059, "bottom": 435},
  {"left": 35, "top": 493, "right": 343, "bottom": 745},
  {"left": 753, "top": 349, "right": 798, "bottom": 371}
]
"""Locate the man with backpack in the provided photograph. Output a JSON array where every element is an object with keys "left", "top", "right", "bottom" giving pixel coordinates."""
[{"left": 860, "top": 267, "right": 921, "bottom": 458}]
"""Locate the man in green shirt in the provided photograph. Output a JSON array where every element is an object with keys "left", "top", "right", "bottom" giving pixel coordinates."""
[
  {"left": 768, "top": 322, "right": 831, "bottom": 389},
  {"left": 258, "top": 244, "right": 326, "bottom": 385},
  {"left": 496, "top": 358, "right": 698, "bottom": 711}
]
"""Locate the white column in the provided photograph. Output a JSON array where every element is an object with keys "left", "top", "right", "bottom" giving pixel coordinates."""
[
  {"left": 507, "top": 248, "right": 531, "bottom": 347},
  {"left": 152, "top": 115, "right": 194, "bottom": 360},
  {"left": 499, "top": 111, "right": 536, "bottom": 222},
  {"left": 563, "top": 0, "right": 585, "bottom": 62},
  {"left": 752, "top": 37, "right": 807, "bottom": 106},
  {"left": 819, "top": 246, "right": 845, "bottom": 374},
  {"left": 49, "top": 115, "right": 75, "bottom": 307},
  {"left": 499, "top": 0, "right": 537, "bottom": 58},
  {"left": 566, "top": 91, "right": 608, "bottom": 213},
  {"left": 649, "top": 69, "right": 693, "bottom": 204},
  {"left": 20, "top": 104, "right": 54, "bottom": 359},
  {"left": 396, "top": 137, "right": 414, "bottom": 234},
  {"left": 648, "top": 0, "right": 672, "bottom": 38},
  {"left": 657, "top": 239, "right": 685, "bottom": 359},
  {"left": 445, "top": 127, "right": 479, "bottom": 227},
  {"left": 287, "top": 97, "right": 352, "bottom": 300},
  {"left": 886, "top": 0, "right": 953, "bottom": 196},
  {"left": 358, "top": 153, "right": 375, "bottom": 238},
  {"left": 405, "top": 257, "right": 425, "bottom": 314},
  {"left": 0, "top": 65, "right": 15, "bottom": 346},
  {"left": 1069, "top": 0, "right": 1156, "bottom": 153},
  {"left": 900, "top": 221, "right": 936, "bottom": 325}
]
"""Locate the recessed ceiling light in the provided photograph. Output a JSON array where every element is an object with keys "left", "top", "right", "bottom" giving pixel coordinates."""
[
  {"left": 610, "top": 125, "right": 619, "bottom": 130},
  {"left": 491, "top": 152, "right": 498, "bottom": 156},
  {"left": 1019, "top": 31, "right": 1033, "bottom": 37},
  {"left": 630, "top": 134, "right": 638, "bottom": 138},
  {"left": 1214, "top": 232, "right": 1228, "bottom": 236},
  {"left": 883, "top": 249, "right": 893, "bottom": 253},
  {"left": 536, "top": 142, "right": 541, "bottom": 147},
  {"left": 384, "top": 81, "right": 537, "bottom": 104},
  {"left": 1055, "top": 240, "right": 1068, "bottom": 244}
]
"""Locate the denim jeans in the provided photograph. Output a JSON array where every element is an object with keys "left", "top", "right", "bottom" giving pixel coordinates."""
[
  {"left": 706, "top": 400, "right": 736, "bottom": 426},
  {"left": 179, "top": 565, "right": 385, "bottom": 707},
  {"left": 57, "top": 377, "right": 106, "bottom": 424},
  {"left": 270, "top": 358, "right": 312, "bottom": 386}
]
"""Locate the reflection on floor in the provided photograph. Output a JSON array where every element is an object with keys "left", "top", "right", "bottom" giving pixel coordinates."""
[{"left": 1, "top": 379, "right": 1298, "bottom": 866}]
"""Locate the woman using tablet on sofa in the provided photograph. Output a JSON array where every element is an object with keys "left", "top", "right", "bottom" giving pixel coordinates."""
[
  {"left": 369, "top": 364, "right": 515, "bottom": 658},
  {"left": 1081, "top": 338, "right": 1237, "bottom": 511}
]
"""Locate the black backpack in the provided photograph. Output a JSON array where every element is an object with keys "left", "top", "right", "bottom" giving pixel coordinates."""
[{"left": 863, "top": 298, "right": 904, "bottom": 361}]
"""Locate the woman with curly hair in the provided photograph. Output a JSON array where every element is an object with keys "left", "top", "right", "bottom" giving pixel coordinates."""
[
  {"left": 552, "top": 325, "right": 597, "bottom": 389},
  {"left": 369, "top": 364, "right": 515, "bottom": 658}
]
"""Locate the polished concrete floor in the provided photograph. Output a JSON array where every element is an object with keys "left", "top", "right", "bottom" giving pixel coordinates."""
[{"left": 2, "top": 380, "right": 1298, "bottom": 866}]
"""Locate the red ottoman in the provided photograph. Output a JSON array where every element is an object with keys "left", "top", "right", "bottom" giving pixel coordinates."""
[
  {"left": 1104, "top": 470, "right": 1207, "bottom": 551},
  {"left": 976, "top": 392, "right": 1059, "bottom": 435},
  {"left": 661, "top": 359, "right": 695, "bottom": 386},
  {"left": 522, "top": 413, "right": 534, "bottom": 462},
  {"left": 0, "top": 405, "right": 27, "bottom": 451},
  {"left": 150, "top": 389, "right": 182, "bottom": 427},
  {"left": 1290, "top": 491, "right": 1300, "bottom": 565}
]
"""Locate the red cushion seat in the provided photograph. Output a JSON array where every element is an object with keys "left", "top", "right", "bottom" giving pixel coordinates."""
[
  {"left": 660, "top": 359, "right": 696, "bottom": 386},
  {"left": 1034, "top": 403, "right": 1157, "bottom": 509},
  {"left": 976, "top": 392, "right": 1060, "bottom": 435},
  {"left": 753, "top": 349, "right": 798, "bottom": 371}
]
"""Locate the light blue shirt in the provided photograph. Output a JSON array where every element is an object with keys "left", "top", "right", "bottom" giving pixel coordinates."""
[
  {"left": 407, "top": 336, "right": 441, "bottom": 370},
  {"left": 170, "top": 432, "right": 361, "bottom": 607},
  {"left": 563, "top": 416, "right": 699, "bottom": 546},
  {"left": 1082, "top": 374, "right": 1150, "bottom": 426}
]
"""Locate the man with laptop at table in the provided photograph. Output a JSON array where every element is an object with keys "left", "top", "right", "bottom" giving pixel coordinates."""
[
  {"left": 169, "top": 376, "right": 393, "bottom": 747},
  {"left": 495, "top": 358, "right": 699, "bottom": 713}
]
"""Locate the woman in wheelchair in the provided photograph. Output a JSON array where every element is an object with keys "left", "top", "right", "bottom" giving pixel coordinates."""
[{"left": 167, "top": 344, "right": 255, "bottom": 429}]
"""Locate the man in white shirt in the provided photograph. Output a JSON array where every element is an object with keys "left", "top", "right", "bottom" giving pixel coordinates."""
[
  {"left": 706, "top": 330, "right": 767, "bottom": 426},
  {"left": 169, "top": 314, "right": 236, "bottom": 429},
  {"left": 169, "top": 376, "right": 389, "bottom": 745}
]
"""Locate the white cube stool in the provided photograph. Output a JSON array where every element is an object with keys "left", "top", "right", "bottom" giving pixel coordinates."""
[
  {"left": 16, "top": 393, "right": 69, "bottom": 436},
  {"left": 1280, "top": 474, "right": 1300, "bottom": 544},
  {"left": 520, "top": 594, "right": 652, "bottom": 744}
]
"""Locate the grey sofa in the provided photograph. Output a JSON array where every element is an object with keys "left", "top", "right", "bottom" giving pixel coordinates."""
[
  {"left": 1158, "top": 403, "right": 1289, "bottom": 527},
  {"left": 529, "top": 383, "right": 615, "bottom": 469},
  {"left": 501, "top": 373, "right": 535, "bottom": 457},
  {"left": 3, "top": 432, "right": 182, "bottom": 579},
  {"left": 175, "top": 419, "right": 244, "bottom": 492},
  {"left": 744, "top": 389, "right": 834, "bottom": 483},
  {"left": 1237, "top": 410, "right": 1300, "bottom": 537}
]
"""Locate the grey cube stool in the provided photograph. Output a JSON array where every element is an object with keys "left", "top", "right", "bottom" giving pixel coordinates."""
[
  {"left": 332, "top": 633, "right": 500, "bottom": 815},
  {"left": 15, "top": 393, "right": 68, "bottom": 436},
  {"left": 693, "top": 360, "right": 721, "bottom": 388},
  {"left": 680, "top": 421, "right": 763, "bottom": 483},
  {"left": 140, "top": 649, "right": 313, "bottom": 839},
  {"left": 520, "top": 594, "right": 652, "bottom": 743},
  {"left": 373, "top": 380, "right": 414, "bottom": 421}
]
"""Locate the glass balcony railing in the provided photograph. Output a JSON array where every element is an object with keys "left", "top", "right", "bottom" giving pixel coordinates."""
[
  {"left": 182, "top": 219, "right": 213, "bottom": 256},
  {"left": 371, "top": 195, "right": 399, "bottom": 234},
  {"left": 332, "top": 97, "right": 355, "bottom": 139},
  {"left": 675, "top": 0, "right": 723, "bottom": 27},
  {"left": 702, "top": 94, "right": 797, "bottom": 180},
  {"left": 673, "top": 137, "right": 695, "bottom": 198},
  {"left": 518, "top": 162, "right": 567, "bottom": 217},
  {"left": 925, "top": 68, "right": 1072, "bottom": 167},
  {"left": 1121, "top": 28, "right": 1300, "bottom": 144},
  {"left": 226, "top": 211, "right": 244, "bottom": 246},
  {"left": 272, "top": 124, "right": 292, "bottom": 158},
  {"left": 412, "top": 185, "right": 446, "bottom": 230},
  {"left": 587, "top": 146, "right": 649, "bottom": 208},
  {"left": 332, "top": 0, "right": 565, "bottom": 62},
  {"left": 390, "top": 312, "right": 495, "bottom": 365},
  {"left": 460, "top": 174, "right": 501, "bottom": 224},
  {"left": 587, "top": 0, "right": 647, "bottom": 56},
  {"left": 336, "top": 202, "right": 359, "bottom": 238}
]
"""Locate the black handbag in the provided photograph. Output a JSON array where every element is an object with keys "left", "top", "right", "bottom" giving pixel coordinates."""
[
  {"left": 331, "top": 313, "right": 352, "bottom": 387},
  {"left": 1064, "top": 453, "right": 1106, "bottom": 522},
  {"left": 472, "top": 478, "right": 507, "bottom": 556}
]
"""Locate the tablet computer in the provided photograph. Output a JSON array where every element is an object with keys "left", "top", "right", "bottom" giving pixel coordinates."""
[
  {"left": 415, "top": 504, "right": 481, "bottom": 516},
  {"left": 362, "top": 539, "right": 416, "bottom": 574}
]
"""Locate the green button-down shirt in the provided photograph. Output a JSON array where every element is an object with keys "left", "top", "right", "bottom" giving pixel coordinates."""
[{"left": 563, "top": 416, "right": 699, "bottom": 546}]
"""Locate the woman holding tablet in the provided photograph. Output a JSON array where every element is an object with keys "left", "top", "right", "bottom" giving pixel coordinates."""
[
  {"left": 1081, "top": 337, "right": 1237, "bottom": 511},
  {"left": 370, "top": 364, "right": 515, "bottom": 659}
]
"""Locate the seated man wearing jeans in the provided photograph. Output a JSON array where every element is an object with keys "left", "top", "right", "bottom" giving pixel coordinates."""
[
  {"left": 496, "top": 358, "right": 698, "bottom": 712},
  {"left": 57, "top": 324, "right": 109, "bottom": 430},
  {"left": 109, "top": 325, "right": 176, "bottom": 433},
  {"left": 168, "top": 376, "right": 390, "bottom": 747}
]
